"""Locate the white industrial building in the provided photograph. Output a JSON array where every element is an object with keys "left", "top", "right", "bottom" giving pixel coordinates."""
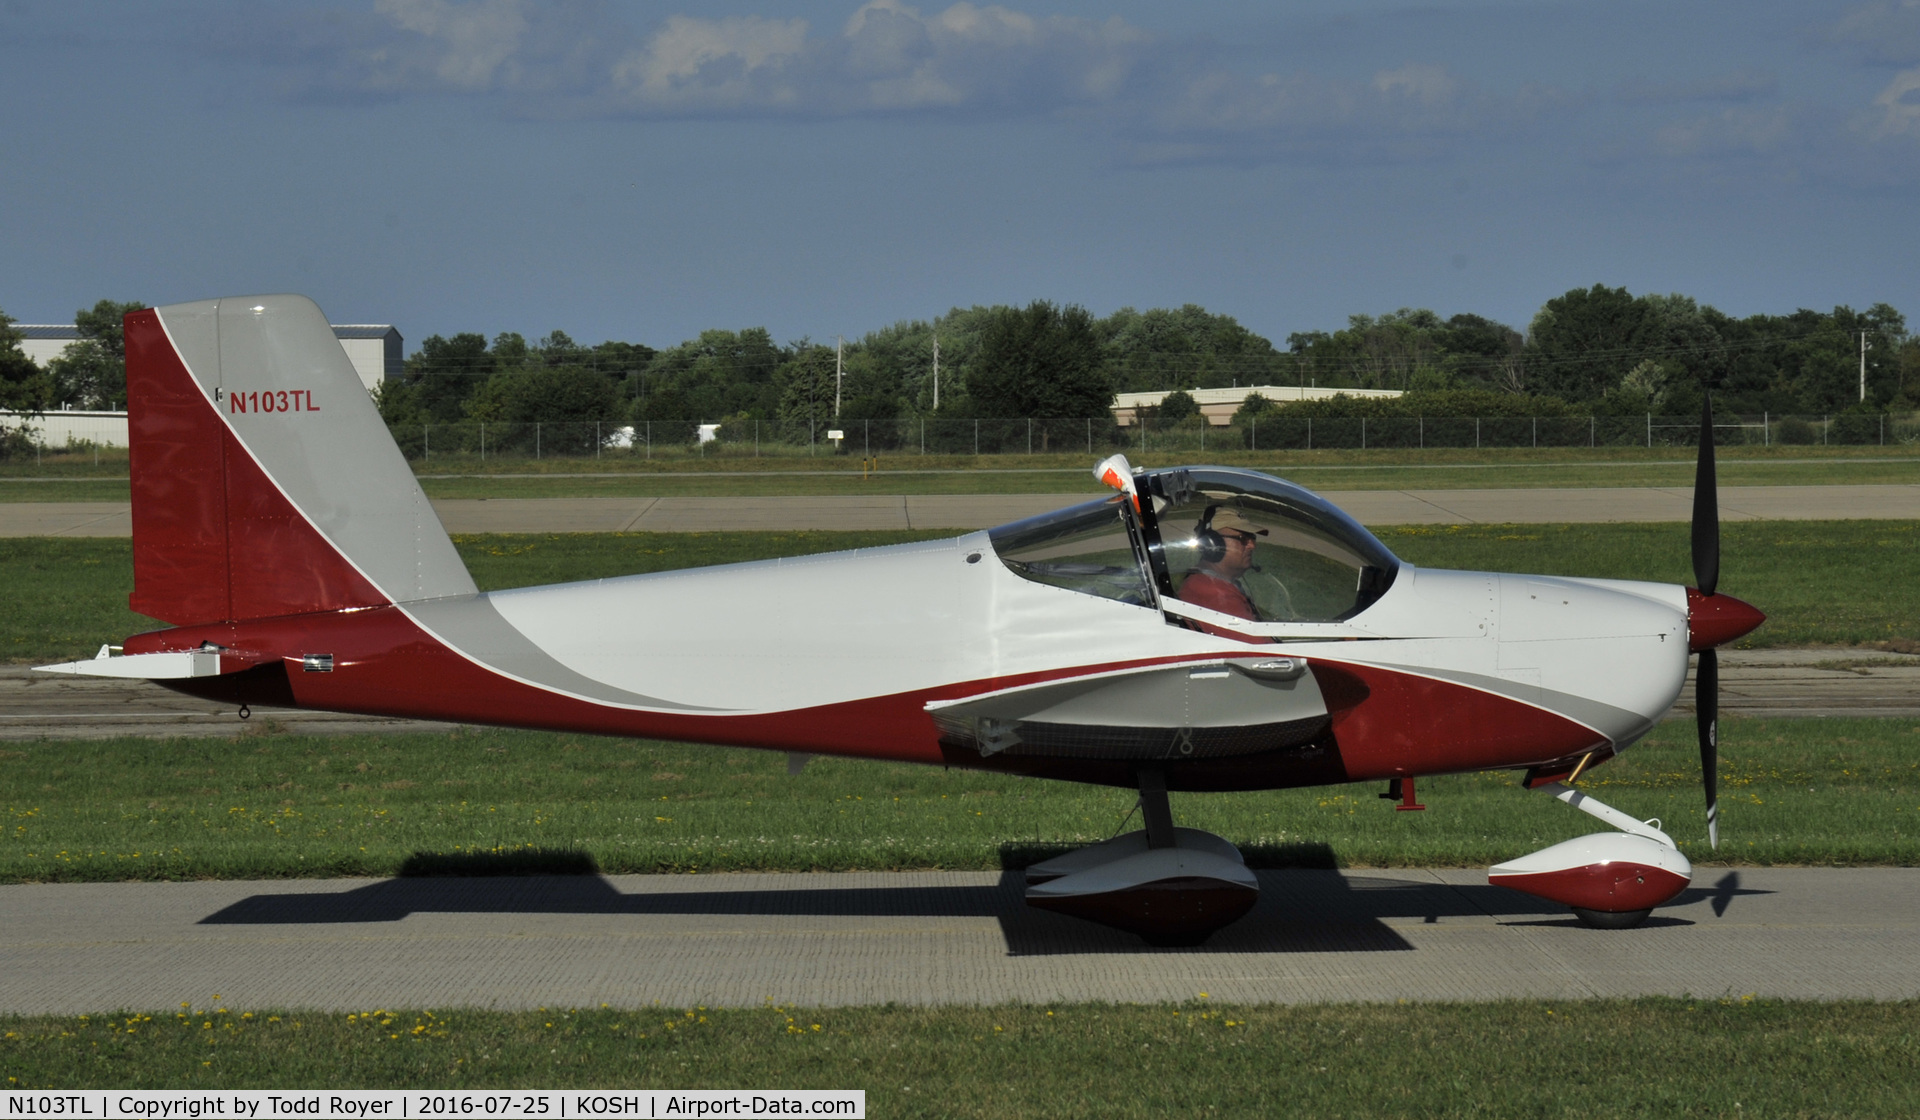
[
  {"left": 15, "top": 322, "right": 401, "bottom": 392},
  {"left": 6, "top": 321, "right": 402, "bottom": 449},
  {"left": 1111, "top": 384, "right": 1403, "bottom": 427}
]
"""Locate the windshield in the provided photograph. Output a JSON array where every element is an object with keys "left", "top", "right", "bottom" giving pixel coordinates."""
[
  {"left": 989, "top": 495, "right": 1156, "bottom": 607},
  {"left": 1140, "top": 467, "right": 1399, "bottom": 623}
]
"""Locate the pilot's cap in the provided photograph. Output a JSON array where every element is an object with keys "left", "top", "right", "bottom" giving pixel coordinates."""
[{"left": 1209, "top": 509, "right": 1268, "bottom": 537}]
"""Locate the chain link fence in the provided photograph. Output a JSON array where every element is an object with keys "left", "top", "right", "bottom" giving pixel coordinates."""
[{"left": 383, "top": 412, "right": 1920, "bottom": 461}]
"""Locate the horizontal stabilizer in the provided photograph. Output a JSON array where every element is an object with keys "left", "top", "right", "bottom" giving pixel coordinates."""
[{"left": 35, "top": 646, "right": 226, "bottom": 680}]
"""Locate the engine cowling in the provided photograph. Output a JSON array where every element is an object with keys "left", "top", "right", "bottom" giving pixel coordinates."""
[{"left": 1489, "top": 832, "right": 1692, "bottom": 913}]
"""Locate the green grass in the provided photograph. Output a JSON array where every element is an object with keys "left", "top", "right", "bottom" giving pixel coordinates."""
[
  {"left": 5, "top": 520, "right": 1913, "bottom": 664},
  {"left": 5, "top": 998, "right": 1918, "bottom": 1113},
  {"left": 4, "top": 716, "right": 1915, "bottom": 883},
  {"left": 410, "top": 445, "right": 1920, "bottom": 498},
  {"left": 1377, "top": 519, "right": 1920, "bottom": 648},
  {"left": 0, "top": 443, "right": 1914, "bottom": 500}
]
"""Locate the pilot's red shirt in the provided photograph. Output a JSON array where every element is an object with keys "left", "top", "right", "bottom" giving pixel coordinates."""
[{"left": 1178, "top": 570, "right": 1264, "bottom": 642}]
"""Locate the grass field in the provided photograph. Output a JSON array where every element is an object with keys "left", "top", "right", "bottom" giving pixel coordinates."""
[
  {"left": 4, "top": 520, "right": 1914, "bottom": 664},
  {"left": 4, "top": 716, "right": 1915, "bottom": 883},
  {"left": 0, "top": 442, "right": 1915, "bottom": 501},
  {"left": 4, "top": 998, "right": 1917, "bottom": 1111}
]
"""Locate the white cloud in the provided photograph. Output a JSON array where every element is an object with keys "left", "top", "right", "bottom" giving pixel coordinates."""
[
  {"left": 1616, "top": 69, "right": 1778, "bottom": 104},
  {"left": 375, "top": 0, "right": 529, "bottom": 91},
  {"left": 284, "top": 0, "right": 1153, "bottom": 118},
  {"left": 1653, "top": 107, "right": 1795, "bottom": 158},
  {"left": 1831, "top": 1, "right": 1920, "bottom": 66},
  {"left": 1125, "top": 60, "right": 1563, "bottom": 166},
  {"left": 1864, "top": 66, "right": 1920, "bottom": 138},
  {"left": 606, "top": 15, "right": 812, "bottom": 112}
]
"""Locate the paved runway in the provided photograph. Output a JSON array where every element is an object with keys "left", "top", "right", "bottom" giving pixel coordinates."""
[
  {"left": 2, "top": 868, "right": 1914, "bottom": 1013},
  {"left": 7, "top": 648, "right": 1915, "bottom": 741},
  {"left": 5, "top": 483, "right": 1918, "bottom": 536}
]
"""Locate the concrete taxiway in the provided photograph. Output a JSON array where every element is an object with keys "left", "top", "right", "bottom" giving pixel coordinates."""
[
  {"left": 4, "top": 483, "right": 1918, "bottom": 536},
  {"left": 2, "top": 868, "right": 1915, "bottom": 1014}
]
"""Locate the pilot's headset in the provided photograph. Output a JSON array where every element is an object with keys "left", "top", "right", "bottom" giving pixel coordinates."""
[{"left": 1195, "top": 504, "right": 1227, "bottom": 563}]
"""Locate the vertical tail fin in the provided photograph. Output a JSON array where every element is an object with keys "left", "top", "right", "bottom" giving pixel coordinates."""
[{"left": 126, "top": 294, "right": 475, "bottom": 626}]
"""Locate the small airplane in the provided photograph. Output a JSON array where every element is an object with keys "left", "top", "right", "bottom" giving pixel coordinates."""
[{"left": 40, "top": 295, "right": 1764, "bottom": 945}]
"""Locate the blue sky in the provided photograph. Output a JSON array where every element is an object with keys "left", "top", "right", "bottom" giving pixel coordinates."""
[{"left": 3, "top": 0, "right": 1917, "bottom": 351}]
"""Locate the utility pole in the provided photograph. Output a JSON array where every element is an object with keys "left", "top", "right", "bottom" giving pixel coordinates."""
[
  {"left": 835, "top": 336, "right": 843, "bottom": 419},
  {"left": 1861, "top": 330, "right": 1872, "bottom": 403},
  {"left": 932, "top": 334, "right": 940, "bottom": 411}
]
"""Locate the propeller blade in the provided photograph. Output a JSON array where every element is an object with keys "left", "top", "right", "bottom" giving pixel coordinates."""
[
  {"left": 1698, "top": 647, "right": 1719, "bottom": 849},
  {"left": 1691, "top": 390, "right": 1719, "bottom": 597}
]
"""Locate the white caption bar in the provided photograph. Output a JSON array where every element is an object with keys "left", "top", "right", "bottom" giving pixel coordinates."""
[{"left": 5, "top": 1091, "right": 865, "bottom": 1119}]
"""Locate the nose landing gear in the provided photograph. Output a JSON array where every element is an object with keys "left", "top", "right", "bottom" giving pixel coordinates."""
[{"left": 1489, "top": 783, "right": 1692, "bottom": 929}]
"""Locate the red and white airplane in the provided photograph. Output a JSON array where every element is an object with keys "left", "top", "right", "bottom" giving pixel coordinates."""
[{"left": 40, "top": 295, "right": 1764, "bottom": 944}]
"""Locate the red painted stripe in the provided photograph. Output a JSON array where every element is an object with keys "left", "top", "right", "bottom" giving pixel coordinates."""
[
  {"left": 126, "top": 309, "right": 388, "bottom": 626},
  {"left": 130, "top": 609, "right": 1616, "bottom": 791},
  {"left": 1492, "top": 862, "right": 1690, "bottom": 912}
]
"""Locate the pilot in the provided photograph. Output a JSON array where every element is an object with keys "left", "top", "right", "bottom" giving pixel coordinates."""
[{"left": 1177, "top": 505, "right": 1269, "bottom": 639}]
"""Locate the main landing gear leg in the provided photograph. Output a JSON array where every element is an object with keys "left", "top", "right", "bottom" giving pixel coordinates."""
[
  {"left": 1023, "top": 765, "right": 1258, "bottom": 947},
  {"left": 1138, "top": 766, "right": 1175, "bottom": 850}
]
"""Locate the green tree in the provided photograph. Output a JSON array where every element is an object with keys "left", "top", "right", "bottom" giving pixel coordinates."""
[
  {"left": 465, "top": 364, "right": 619, "bottom": 452},
  {"left": 633, "top": 387, "right": 699, "bottom": 445},
  {"left": 968, "top": 301, "right": 1110, "bottom": 426},
  {"left": 1098, "top": 304, "right": 1286, "bottom": 393},
  {"left": 47, "top": 298, "right": 145, "bottom": 409},
  {"left": 642, "top": 328, "right": 783, "bottom": 424},
  {"left": 775, "top": 343, "right": 839, "bottom": 442},
  {"left": 400, "top": 333, "right": 494, "bottom": 422},
  {"left": 0, "top": 309, "right": 51, "bottom": 457},
  {"left": 1526, "top": 285, "right": 1660, "bottom": 402},
  {"left": 1158, "top": 389, "right": 1200, "bottom": 422}
]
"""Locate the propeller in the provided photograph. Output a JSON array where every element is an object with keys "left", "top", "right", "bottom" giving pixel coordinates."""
[{"left": 1692, "top": 390, "right": 1719, "bottom": 849}]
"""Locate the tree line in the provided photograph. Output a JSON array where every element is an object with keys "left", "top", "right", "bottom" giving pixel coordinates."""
[
  {"left": 373, "top": 287, "right": 1917, "bottom": 447},
  {"left": 5, "top": 288, "right": 1917, "bottom": 452}
]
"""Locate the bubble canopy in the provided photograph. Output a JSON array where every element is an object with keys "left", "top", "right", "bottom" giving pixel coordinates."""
[{"left": 989, "top": 466, "right": 1401, "bottom": 624}]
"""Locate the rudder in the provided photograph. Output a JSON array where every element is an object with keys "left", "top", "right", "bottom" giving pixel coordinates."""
[{"left": 127, "top": 295, "right": 475, "bottom": 626}]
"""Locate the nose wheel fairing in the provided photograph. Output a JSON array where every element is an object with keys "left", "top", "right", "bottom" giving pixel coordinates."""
[{"left": 1489, "top": 782, "right": 1693, "bottom": 928}]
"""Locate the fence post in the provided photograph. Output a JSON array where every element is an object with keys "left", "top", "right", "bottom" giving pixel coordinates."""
[
  {"left": 921, "top": 419, "right": 925, "bottom": 456},
  {"left": 1027, "top": 418, "right": 1032, "bottom": 455},
  {"left": 595, "top": 421, "right": 600, "bottom": 459},
  {"left": 1418, "top": 416, "right": 1423, "bottom": 450},
  {"left": 1645, "top": 413, "right": 1650, "bottom": 448},
  {"left": 1086, "top": 417, "right": 1091, "bottom": 454},
  {"left": 1475, "top": 418, "right": 1479, "bottom": 449},
  {"left": 1882, "top": 413, "right": 1886, "bottom": 445},
  {"left": 425, "top": 424, "right": 429, "bottom": 460},
  {"left": 1589, "top": 415, "right": 1594, "bottom": 448},
  {"left": 756, "top": 420, "right": 760, "bottom": 457},
  {"left": 974, "top": 419, "right": 979, "bottom": 456},
  {"left": 1307, "top": 416, "right": 1312, "bottom": 450},
  {"left": 865, "top": 419, "right": 870, "bottom": 457},
  {"left": 1251, "top": 416, "right": 1257, "bottom": 451},
  {"left": 535, "top": 422, "right": 540, "bottom": 459},
  {"left": 810, "top": 419, "right": 814, "bottom": 456},
  {"left": 1764, "top": 412, "right": 1768, "bottom": 447},
  {"left": 481, "top": 423, "right": 485, "bottom": 460},
  {"left": 645, "top": 421, "right": 651, "bottom": 460},
  {"left": 1201, "top": 419, "right": 1206, "bottom": 452},
  {"left": 1824, "top": 414, "right": 1829, "bottom": 445},
  {"left": 1361, "top": 417, "right": 1366, "bottom": 449}
]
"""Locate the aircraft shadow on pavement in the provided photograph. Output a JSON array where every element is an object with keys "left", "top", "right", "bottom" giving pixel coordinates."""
[{"left": 189, "top": 852, "right": 1678, "bottom": 956}]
